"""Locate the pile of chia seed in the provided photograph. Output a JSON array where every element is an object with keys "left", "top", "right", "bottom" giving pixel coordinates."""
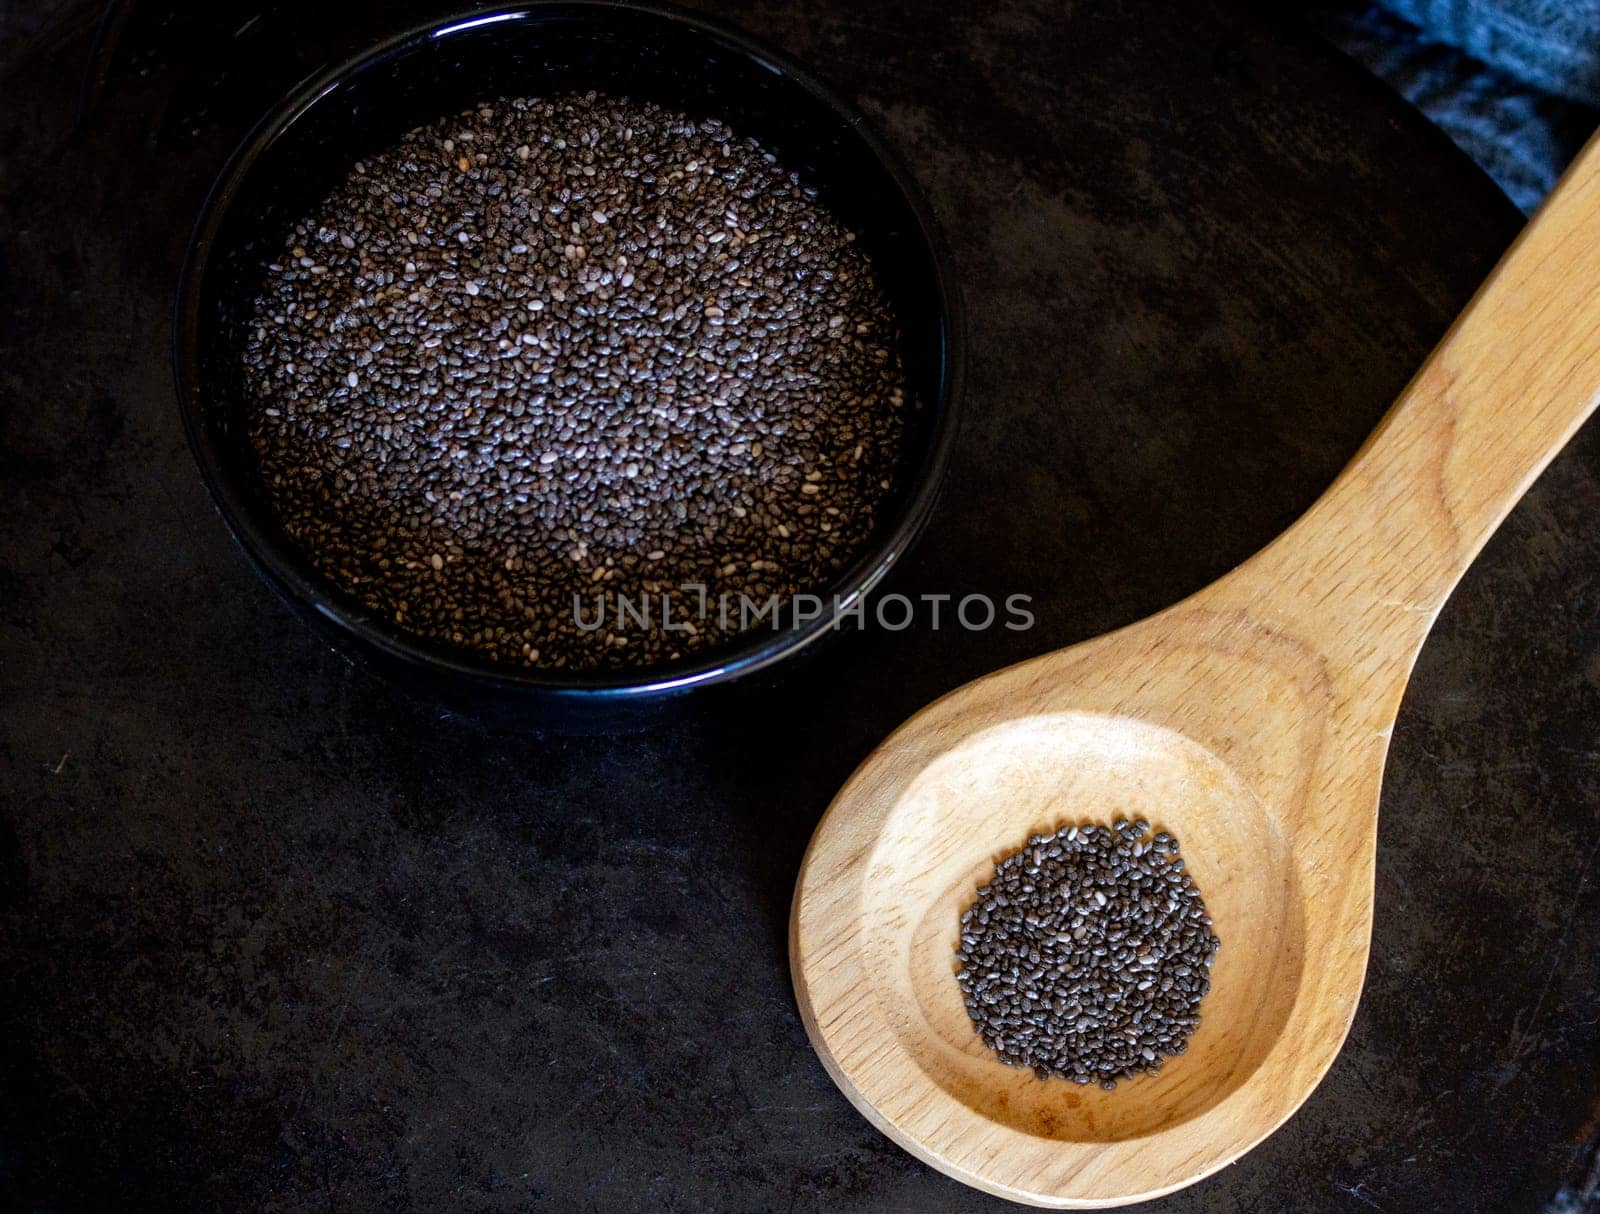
[
  {"left": 242, "top": 92, "right": 910, "bottom": 671},
  {"left": 956, "top": 819, "right": 1220, "bottom": 1089}
]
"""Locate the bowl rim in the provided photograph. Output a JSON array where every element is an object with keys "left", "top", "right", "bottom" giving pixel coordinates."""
[{"left": 173, "top": 0, "right": 965, "bottom": 700}]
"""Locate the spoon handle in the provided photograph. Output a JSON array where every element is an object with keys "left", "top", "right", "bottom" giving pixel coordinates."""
[{"left": 1250, "top": 130, "right": 1600, "bottom": 654}]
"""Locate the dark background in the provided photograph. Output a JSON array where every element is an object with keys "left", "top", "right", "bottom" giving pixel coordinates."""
[{"left": 3, "top": 1, "right": 1599, "bottom": 1210}]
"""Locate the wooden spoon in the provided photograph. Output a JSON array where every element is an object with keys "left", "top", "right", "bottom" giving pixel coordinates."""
[{"left": 790, "top": 134, "right": 1600, "bottom": 1207}]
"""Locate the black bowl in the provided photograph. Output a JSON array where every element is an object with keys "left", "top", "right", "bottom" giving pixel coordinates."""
[{"left": 175, "top": 1, "right": 963, "bottom": 725}]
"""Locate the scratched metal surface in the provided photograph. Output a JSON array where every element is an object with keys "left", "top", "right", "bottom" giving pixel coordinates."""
[{"left": 2, "top": 1, "right": 1598, "bottom": 1210}]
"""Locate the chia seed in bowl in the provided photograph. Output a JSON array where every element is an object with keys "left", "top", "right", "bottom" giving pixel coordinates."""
[
  {"left": 243, "top": 92, "right": 912, "bottom": 672},
  {"left": 175, "top": 3, "right": 962, "bottom": 720}
]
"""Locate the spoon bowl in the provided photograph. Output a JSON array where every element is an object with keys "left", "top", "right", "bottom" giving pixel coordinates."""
[
  {"left": 792, "top": 133, "right": 1600, "bottom": 1205},
  {"left": 858, "top": 710, "right": 1304, "bottom": 1143},
  {"left": 793, "top": 605, "right": 1347, "bottom": 1205}
]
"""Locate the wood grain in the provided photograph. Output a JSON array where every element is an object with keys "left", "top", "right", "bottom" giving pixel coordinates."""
[{"left": 790, "top": 131, "right": 1600, "bottom": 1207}]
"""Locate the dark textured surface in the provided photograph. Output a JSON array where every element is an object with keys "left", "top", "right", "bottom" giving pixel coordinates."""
[{"left": 1, "top": 1, "right": 1597, "bottom": 1210}]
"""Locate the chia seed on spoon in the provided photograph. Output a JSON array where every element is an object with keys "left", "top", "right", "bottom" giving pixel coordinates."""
[{"left": 956, "top": 819, "right": 1221, "bottom": 1088}]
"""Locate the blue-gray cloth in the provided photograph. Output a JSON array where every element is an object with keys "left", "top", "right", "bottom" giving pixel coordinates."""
[
  {"left": 1379, "top": 0, "right": 1600, "bottom": 104},
  {"left": 1312, "top": 1, "right": 1600, "bottom": 212}
]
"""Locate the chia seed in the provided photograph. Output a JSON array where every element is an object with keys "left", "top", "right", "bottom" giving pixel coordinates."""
[
  {"left": 955, "top": 819, "right": 1221, "bottom": 1087},
  {"left": 242, "top": 92, "right": 911, "bottom": 671}
]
